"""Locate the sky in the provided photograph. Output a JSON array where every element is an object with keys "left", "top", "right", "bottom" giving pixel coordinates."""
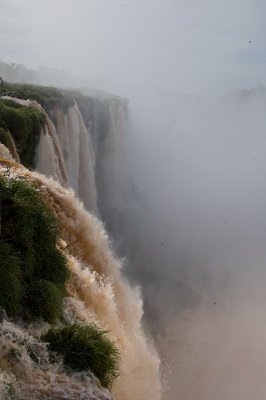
[{"left": 0, "top": 0, "right": 265, "bottom": 96}]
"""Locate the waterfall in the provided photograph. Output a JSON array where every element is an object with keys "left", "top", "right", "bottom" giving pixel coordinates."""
[
  {"left": 50, "top": 103, "right": 98, "bottom": 214},
  {"left": 36, "top": 113, "right": 69, "bottom": 188},
  {"left": 2, "top": 94, "right": 126, "bottom": 218},
  {"left": 36, "top": 100, "right": 98, "bottom": 215},
  {"left": 0, "top": 154, "right": 161, "bottom": 400}
]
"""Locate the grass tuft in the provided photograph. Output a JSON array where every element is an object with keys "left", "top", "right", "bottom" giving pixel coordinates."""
[{"left": 41, "top": 323, "right": 120, "bottom": 389}]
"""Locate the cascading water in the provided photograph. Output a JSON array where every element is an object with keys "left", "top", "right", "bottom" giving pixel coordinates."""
[
  {"left": 2, "top": 96, "right": 69, "bottom": 187},
  {"left": 36, "top": 114, "right": 69, "bottom": 188},
  {"left": 51, "top": 103, "right": 98, "bottom": 214},
  {"left": 99, "top": 100, "right": 127, "bottom": 211},
  {"left": 5, "top": 96, "right": 99, "bottom": 215}
]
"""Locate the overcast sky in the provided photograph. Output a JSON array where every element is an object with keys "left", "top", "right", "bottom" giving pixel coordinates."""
[{"left": 0, "top": 0, "right": 265, "bottom": 95}]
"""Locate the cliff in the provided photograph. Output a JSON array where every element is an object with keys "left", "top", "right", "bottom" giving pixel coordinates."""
[{"left": 0, "top": 83, "right": 161, "bottom": 400}]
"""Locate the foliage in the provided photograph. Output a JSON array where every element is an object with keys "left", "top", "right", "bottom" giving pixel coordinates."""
[
  {"left": 0, "top": 175, "right": 68, "bottom": 322},
  {"left": 1, "top": 83, "right": 74, "bottom": 113},
  {"left": 0, "top": 99, "right": 45, "bottom": 168},
  {"left": 41, "top": 323, "right": 120, "bottom": 389}
]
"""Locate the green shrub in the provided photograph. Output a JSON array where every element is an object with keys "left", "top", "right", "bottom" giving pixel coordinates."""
[
  {"left": 41, "top": 323, "right": 120, "bottom": 389},
  {"left": 0, "top": 99, "right": 45, "bottom": 168},
  {"left": 0, "top": 175, "right": 68, "bottom": 321}
]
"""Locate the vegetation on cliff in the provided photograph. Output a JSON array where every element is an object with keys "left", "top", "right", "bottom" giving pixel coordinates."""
[
  {"left": 1, "top": 82, "right": 74, "bottom": 113},
  {"left": 0, "top": 175, "right": 68, "bottom": 321},
  {"left": 41, "top": 323, "right": 120, "bottom": 389},
  {"left": 0, "top": 99, "right": 45, "bottom": 168}
]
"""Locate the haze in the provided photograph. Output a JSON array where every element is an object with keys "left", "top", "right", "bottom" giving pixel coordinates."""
[{"left": 0, "top": 0, "right": 266, "bottom": 95}]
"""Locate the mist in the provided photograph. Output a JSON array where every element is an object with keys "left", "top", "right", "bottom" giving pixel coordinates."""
[
  {"left": 1, "top": 1, "right": 266, "bottom": 399},
  {"left": 1, "top": 0, "right": 266, "bottom": 95}
]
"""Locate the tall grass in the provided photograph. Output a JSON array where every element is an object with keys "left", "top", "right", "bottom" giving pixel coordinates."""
[
  {"left": 0, "top": 176, "right": 68, "bottom": 321},
  {"left": 41, "top": 323, "right": 120, "bottom": 389}
]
